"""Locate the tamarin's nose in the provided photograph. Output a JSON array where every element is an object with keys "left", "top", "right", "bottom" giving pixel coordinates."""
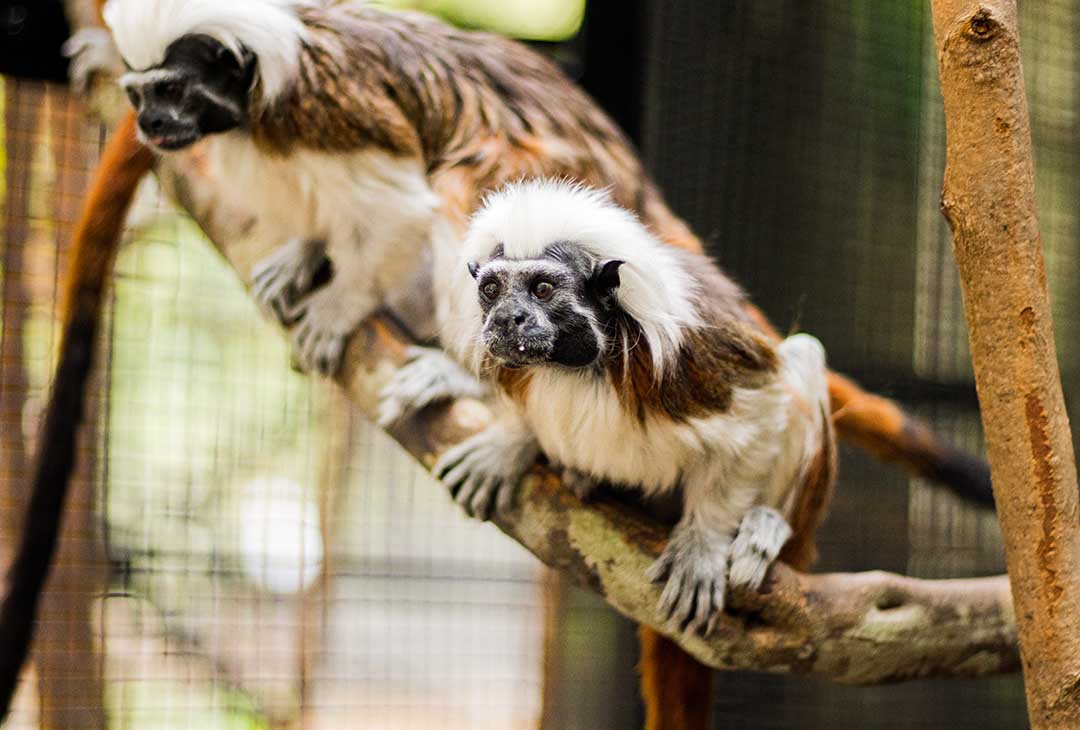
[
  {"left": 513, "top": 312, "right": 527, "bottom": 326},
  {"left": 143, "top": 113, "right": 167, "bottom": 134}
]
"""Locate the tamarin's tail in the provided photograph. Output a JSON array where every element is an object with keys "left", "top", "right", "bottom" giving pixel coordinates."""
[
  {"left": 639, "top": 627, "right": 713, "bottom": 730},
  {"left": 0, "top": 111, "right": 153, "bottom": 720},
  {"left": 742, "top": 304, "right": 993, "bottom": 507},
  {"left": 827, "top": 373, "right": 993, "bottom": 506}
]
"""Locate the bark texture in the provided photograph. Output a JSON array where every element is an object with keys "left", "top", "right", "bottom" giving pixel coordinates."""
[
  {"left": 930, "top": 2, "right": 1080, "bottom": 726},
  {"left": 127, "top": 155, "right": 1021, "bottom": 683}
]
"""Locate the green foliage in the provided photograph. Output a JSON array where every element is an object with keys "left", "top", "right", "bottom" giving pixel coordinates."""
[{"left": 373, "top": 0, "right": 584, "bottom": 41}]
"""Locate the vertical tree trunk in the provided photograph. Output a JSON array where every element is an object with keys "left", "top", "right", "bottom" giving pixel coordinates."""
[{"left": 930, "top": 2, "right": 1080, "bottom": 727}]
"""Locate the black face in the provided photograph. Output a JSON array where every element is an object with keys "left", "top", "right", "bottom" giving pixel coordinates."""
[
  {"left": 469, "top": 244, "right": 624, "bottom": 370},
  {"left": 121, "top": 35, "right": 256, "bottom": 151}
]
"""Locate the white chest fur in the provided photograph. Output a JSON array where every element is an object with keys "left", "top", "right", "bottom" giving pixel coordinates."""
[
  {"left": 519, "top": 371, "right": 691, "bottom": 494},
  {"left": 519, "top": 336, "right": 827, "bottom": 517}
]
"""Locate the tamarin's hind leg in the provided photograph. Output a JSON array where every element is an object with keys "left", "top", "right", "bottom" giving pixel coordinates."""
[
  {"left": 639, "top": 627, "right": 712, "bottom": 730},
  {"left": 779, "top": 404, "right": 837, "bottom": 572},
  {"left": 251, "top": 237, "right": 328, "bottom": 324}
]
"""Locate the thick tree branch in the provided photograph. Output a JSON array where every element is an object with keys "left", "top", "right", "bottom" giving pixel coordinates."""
[
  {"left": 931, "top": 2, "right": 1080, "bottom": 726},
  {"left": 146, "top": 154, "right": 1021, "bottom": 685}
]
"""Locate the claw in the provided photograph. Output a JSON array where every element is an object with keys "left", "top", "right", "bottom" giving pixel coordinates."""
[
  {"left": 430, "top": 424, "right": 539, "bottom": 521},
  {"left": 650, "top": 524, "right": 731, "bottom": 635},
  {"left": 250, "top": 239, "right": 327, "bottom": 327}
]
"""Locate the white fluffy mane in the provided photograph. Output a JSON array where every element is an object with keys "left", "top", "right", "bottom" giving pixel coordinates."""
[
  {"left": 104, "top": 0, "right": 313, "bottom": 102},
  {"left": 452, "top": 180, "right": 702, "bottom": 376}
]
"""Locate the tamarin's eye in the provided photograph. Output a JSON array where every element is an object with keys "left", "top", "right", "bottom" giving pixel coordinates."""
[
  {"left": 481, "top": 281, "right": 501, "bottom": 300},
  {"left": 125, "top": 86, "right": 142, "bottom": 108},
  {"left": 156, "top": 80, "right": 185, "bottom": 102},
  {"left": 533, "top": 281, "right": 555, "bottom": 301}
]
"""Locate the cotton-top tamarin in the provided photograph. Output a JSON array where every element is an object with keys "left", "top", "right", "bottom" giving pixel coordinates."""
[{"left": 434, "top": 180, "right": 835, "bottom": 633}]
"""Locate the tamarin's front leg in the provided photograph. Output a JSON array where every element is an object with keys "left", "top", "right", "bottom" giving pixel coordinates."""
[
  {"left": 646, "top": 466, "right": 769, "bottom": 636},
  {"left": 433, "top": 411, "right": 540, "bottom": 520},
  {"left": 255, "top": 191, "right": 436, "bottom": 375}
]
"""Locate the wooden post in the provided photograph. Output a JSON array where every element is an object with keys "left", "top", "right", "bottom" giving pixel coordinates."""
[{"left": 930, "top": 2, "right": 1080, "bottom": 726}]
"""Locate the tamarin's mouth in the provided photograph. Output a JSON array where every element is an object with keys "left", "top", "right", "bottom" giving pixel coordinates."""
[
  {"left": 147, "top": 131, "right": 200, "bottom": 152},
  {"left": 485, "top": 333, "right": 553, "bottom": 368}
]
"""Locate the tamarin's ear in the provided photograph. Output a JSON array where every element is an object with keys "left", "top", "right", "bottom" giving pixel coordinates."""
[
  {"left": 468, "top": 262, "right": 481, "bottom": 280},
  {"left": 590, "top": 260, "right": 624, "bottom": 310},
  {"left": 592, "top": 259, "right": 624, "bottom": 292}
]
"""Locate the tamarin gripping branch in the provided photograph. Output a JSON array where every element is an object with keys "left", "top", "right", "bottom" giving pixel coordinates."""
[
  {"left": 435, "top": 180, "right": 836, "bottom": 635},
  {"left": 4, "top": 0, "right": 995, "bottom": 726}
]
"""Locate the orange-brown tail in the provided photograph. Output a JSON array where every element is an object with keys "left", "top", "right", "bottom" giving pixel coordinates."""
[
  {"left": 0, "top": 111, "right": 153, "bottom": 720},
  {"left": 639, "top": 626, "right": 713, "bottom": 730},
  {"left": 827, "top": 373, "right": 992, "bottom": 506}
]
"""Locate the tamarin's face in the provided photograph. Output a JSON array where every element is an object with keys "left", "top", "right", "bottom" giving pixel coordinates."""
[
  {"left": 468, "top": 244, "right": 624, "bottom": 370},
  {"left": 120, "top": 35, "right": 255, "bottom": 151}
]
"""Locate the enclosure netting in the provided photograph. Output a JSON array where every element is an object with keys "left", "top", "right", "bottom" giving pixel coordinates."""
[{"left": 2, "top": 0, "right": 1078, "bottom": 728}]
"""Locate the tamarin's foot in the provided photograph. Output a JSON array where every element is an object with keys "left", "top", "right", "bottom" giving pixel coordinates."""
[
  {"left": 434, "top": 422, "right": 539, "bottom": 520},
  {"left": 251, "top": 238, "right": 328, "bottom": 325},
  {"left": 282, "top": 283, "right": 374, "bottom": 376},
  {"left": 63, "top": 27, "right": 125, "bottom": 93},
  {"left": 647, "top": 524, "right": 732, "bottom": 637},
  {"left": 728, "top": 506, "right": 792, "bottom": 595},
  {"left": 378, "top": 347, "right": 489, "bottom": 427}
]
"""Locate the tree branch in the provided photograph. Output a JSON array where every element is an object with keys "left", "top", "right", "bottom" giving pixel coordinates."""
[
  {"left": 930, "top": 2, "right": 1080, "bottom": 726},
  {"left": 147, "top": 155, "right": 1021, "bottom": 685}
]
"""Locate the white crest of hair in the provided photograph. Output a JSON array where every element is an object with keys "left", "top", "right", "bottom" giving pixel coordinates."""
[
  {"left": 103, "top": 0, "right": 313, "bottom": 102},
  {"left": 456, "top": 179, "right": 703, "bottom": 376}
]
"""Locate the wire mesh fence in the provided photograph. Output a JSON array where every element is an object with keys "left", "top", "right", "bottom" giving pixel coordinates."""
[{"left": 3, "top": 0, "right": 1079, "bottom": 727}]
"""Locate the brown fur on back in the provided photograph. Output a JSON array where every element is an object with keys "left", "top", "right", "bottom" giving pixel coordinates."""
[{"left": 253, "top": 4, "right": 694, "bottom": 251}]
